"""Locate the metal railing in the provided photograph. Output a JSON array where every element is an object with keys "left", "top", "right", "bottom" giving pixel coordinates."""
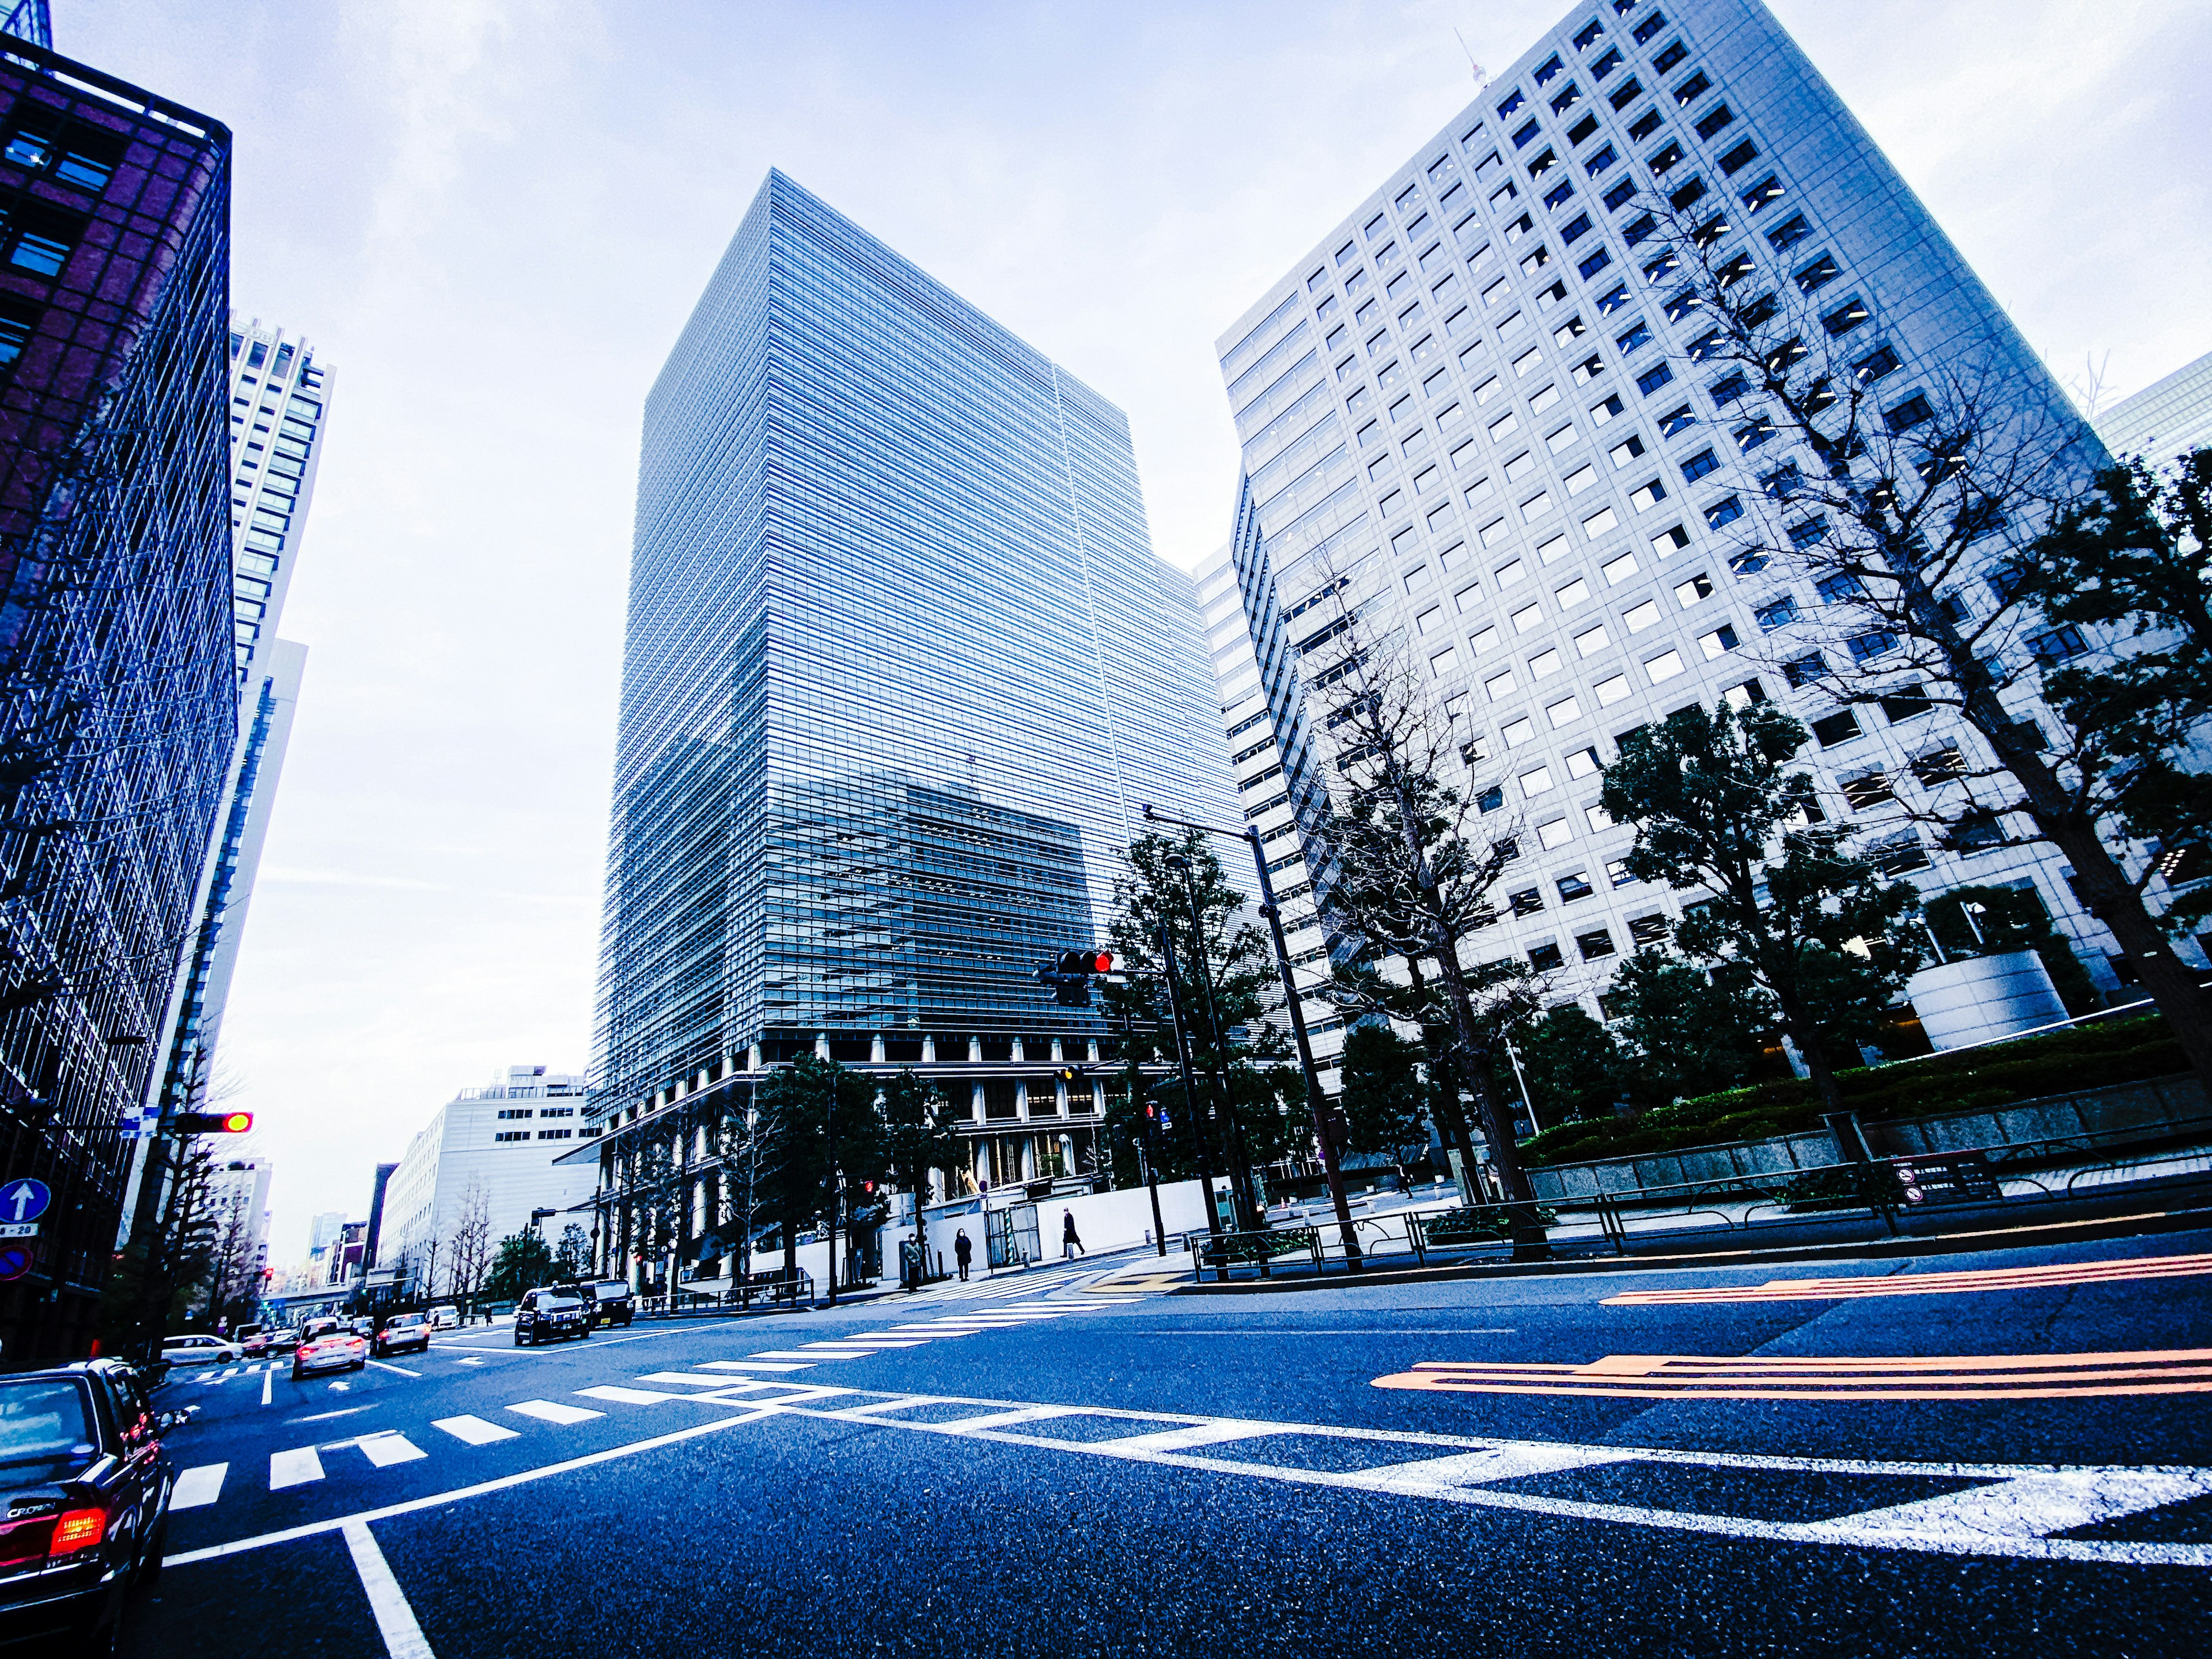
[
  {"left": 1185, "top": 1227, "right": 1321, "bottom": 1281},
  {"left": 635, "top": 1270, "right": 816, "bottom": 1317}
]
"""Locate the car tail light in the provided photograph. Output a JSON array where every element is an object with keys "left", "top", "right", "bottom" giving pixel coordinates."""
[{"left": 50, "top": 1507, "right": 107, "bottom": 1556}]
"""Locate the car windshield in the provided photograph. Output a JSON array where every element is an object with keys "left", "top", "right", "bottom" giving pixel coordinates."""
[
  {"left": 389, "top": 1316, "right": 422, "bottom": 1327},
  {"left": 0, "top": 1380, "right": 93, "bottom": 1465},
  {"left": 541, "top": 1295, "right": 584, "bottom": 1310},
  {"left": 593, "top": 1283, "right": 628, "bottom": 1298}
]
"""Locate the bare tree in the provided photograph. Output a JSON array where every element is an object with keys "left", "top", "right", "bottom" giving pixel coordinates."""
[
  {"left": 445, "top": 1179, "right": 493, "bottom": 1316},
  {"left": 1296, "top": 558, "right": 1552, "bottom": 1252},
  {"left": 1635, "top": 187, "right": 2212, "bottom": 1089}
]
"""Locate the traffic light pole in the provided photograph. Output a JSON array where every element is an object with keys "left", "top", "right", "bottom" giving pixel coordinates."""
[
  {"left": 1156, "top": 915, "right": 1226, "bottom": 1262},
  {"left": 1144, "top": 805, "right": 1362, "bottom": 1271}
]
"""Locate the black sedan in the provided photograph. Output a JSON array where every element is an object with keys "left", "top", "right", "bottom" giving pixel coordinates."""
[
  {"left": 0, "top": 1360, "right": 173, "bottom": 1654},
  {"left": 513, "top": 1289, "right": 590, "bottom": 1346}
]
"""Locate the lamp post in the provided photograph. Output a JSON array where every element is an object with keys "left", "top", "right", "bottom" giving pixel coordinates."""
[{"left": 1144, "top": 805, "right": 1362, "bottom": 1271}]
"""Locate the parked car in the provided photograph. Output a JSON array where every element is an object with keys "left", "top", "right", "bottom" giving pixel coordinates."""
[
  {"left": 373, "top": 1314, "right": 431, "bottom": 1359},
  {"left": 157, "top": 1335, "right": 240, "bottom": 1368},
  {"left": 571, "top": 1281, "right": 634, "bottom": 1328},
  {"left": 291, "top": 1328, "right": 368, "bottom": 1381},
  {"left": 512, "top": 1289, "right": 589, "bottom": 1346},
  {"left": 0, "top": 1360, "right": 175, "bottom": 1653},
  {"left": 263, "top": 1329, "right": 302, "bottom": 1354},
  {"left": 426, "top": 1305, "right": 459, "bottom": 1331}
]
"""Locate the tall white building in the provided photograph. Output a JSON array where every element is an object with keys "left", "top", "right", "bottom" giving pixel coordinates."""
[
  {"left": 1187, "top": 551, "right": 1345, "bottom": 1087},
  {"left": 204, "top": 1154, "right": 272, "bottom": 1308},
  {"left": 2097, "top": 350, "right": 2212, "bottom": 468},
  {"left": 1209, "top": 0, "right": 2140, "bottom": 1045},
  {"left": 384, "top": 1066, "right": 600, "bottom": 1295},
  {"left": 136, "top": 321, "right": 332, "bottom": 1146}
]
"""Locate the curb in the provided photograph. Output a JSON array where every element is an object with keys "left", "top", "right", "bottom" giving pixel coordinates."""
[{"left": 1168, "top": 1204, "right": 2212, "bottom": 1295}]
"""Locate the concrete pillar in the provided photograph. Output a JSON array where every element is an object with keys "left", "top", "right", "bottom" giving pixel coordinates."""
[
  {"left": 922, "top": 1033, "right": 937, "bottom": 1063},
  {"left": 1011, "top": 1036, "right": 1026, "bottom": 1062},
  {"left": 968, "top": 1035, "right": 982, "bottom": 1062},
  {"left": 870, "top": 1032, "right": 886, "bottom": 1063},
  {"left": 1050, "top": 1035, "right": 1064, "bottom": 1061},
  {"left": 815, "top": 1032, "right": 831, "bottom": 1060}
]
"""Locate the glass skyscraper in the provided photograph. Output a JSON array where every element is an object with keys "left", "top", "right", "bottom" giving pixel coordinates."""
[
  {"left": 588, "top": 172, "right": 1233, "bottom": 1214},
  {"left": 1210, "top": 0, "right": 2135, "bottom": 1050}
]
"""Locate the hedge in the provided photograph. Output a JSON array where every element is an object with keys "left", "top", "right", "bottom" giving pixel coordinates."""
[{"left": 1518, "top": 1015, "right": 2187, "bottom": 1167}]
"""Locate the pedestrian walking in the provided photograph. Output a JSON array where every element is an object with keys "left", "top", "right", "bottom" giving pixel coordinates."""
[
  {"left": 953, "top": 1228, "right": 972, "bottom": 1281},
  {"left": 1062, "top": 1210, "right": 1084, "bottom": 1259}
]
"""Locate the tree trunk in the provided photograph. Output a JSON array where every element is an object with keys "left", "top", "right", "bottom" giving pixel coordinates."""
[
  {"left": 1429, "top": 948, "right": 1550, "bottom": 1257},
  {"left": 1403, "top": 956, "right": 1483, "bottom": 1197}
]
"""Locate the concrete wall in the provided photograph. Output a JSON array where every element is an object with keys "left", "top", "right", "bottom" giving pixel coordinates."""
[{"left": 1528, "top": 1073, "right": 2209, "bottom": 1202}]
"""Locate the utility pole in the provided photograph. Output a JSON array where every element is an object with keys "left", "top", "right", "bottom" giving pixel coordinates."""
[
  {"left": 1165, "top": 851, "right": 1261, "bottom": 1230},
  {"left": 1145, "top": 804, "right": 1362, "bottom": 1271}
]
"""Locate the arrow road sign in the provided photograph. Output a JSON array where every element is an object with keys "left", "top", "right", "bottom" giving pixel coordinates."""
[
  {"left": 0, "top": 1245, "right": 33, "bottom": 1282},
  {"left": 0, "top": 1179, "right": 50, "bottom": 1224}
]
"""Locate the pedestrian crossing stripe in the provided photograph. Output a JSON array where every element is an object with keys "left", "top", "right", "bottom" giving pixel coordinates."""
[
  {"left": 357, "top": 1433, "right": 425, "bottom": 1468},
  {"left": 508, "top": 1399, "right": 603, "bottom": 1425},
  {"left": 432, "top": 1415, "right": 517, "bottom": 1445},
  {"left": 1601, "top": 1252, "right": 2212, "bottom": 1305},
  {"left": 172, "top": 1463, "right": 227, "bottom": 1509},
  {"left": 574, "top": 1386, "right": 679, "bottom": 1406}
]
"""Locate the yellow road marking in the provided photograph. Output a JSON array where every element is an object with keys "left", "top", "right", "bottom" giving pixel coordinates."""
[
  {"left": 1374, "top": 1347, "right": 2212, "bottom": 1401},
  {"left": 1601, "top": 1253, "right": 2212, "bottom": 1306}
]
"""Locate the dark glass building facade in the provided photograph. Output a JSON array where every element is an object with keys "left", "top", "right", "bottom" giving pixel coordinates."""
[
  {"left": 587, "top": 173, "right": 1233, "bottom": 1237},
  {"left": 0, "top": 41, "right": 233, "bottom": 1362}
]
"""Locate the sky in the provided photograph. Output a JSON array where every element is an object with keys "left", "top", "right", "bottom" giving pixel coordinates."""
[{"left": 65, "top": 0, "right": 2211, "bottom": 1267}]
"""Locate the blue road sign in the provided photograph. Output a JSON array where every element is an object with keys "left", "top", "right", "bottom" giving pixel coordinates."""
[
  {"left": 0, "top": 1245, "right": 32, "bottom": 1282},
  {"left": 0, "top": 1179, "right": 50, "bottom": 1225}
]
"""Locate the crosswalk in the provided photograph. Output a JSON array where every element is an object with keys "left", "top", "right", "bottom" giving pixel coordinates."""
[{"left": 902, "top": 1262, "right": 1126, "bottom": 1303}]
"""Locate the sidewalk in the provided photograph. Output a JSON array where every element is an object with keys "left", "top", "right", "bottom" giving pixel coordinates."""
[{"left": 1172, "top": 1165, "right": 2212, "bottom": 1294}]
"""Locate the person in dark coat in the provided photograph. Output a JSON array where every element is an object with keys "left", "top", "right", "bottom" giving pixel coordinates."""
[
  {"left": 953, "top": 1228, "right": 972, "bottom": 1281},
  {"left": 1062, "top": 1210, "right": 1084, "bottom": 1259}
]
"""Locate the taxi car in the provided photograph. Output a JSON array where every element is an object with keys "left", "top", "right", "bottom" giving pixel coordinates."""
[{"left": 512, "top": 1288, "right": 590, "bottom": 1346}]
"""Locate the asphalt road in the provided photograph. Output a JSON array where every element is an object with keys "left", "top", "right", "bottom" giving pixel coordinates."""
[{"left": 122, "top": 1230, "right": 2212, "bottom": 1657}]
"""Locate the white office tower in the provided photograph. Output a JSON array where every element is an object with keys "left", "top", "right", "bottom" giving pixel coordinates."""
[
  {"left": 138, "top": 322, "right": 332, "bottom": 1139},
  {"left": 1210, "top": 0, "right": 2137, "bottom": 1048},
  {"left": 2096, "top": 351, "right": 2212, "bottom": 469},
  {"left": 384, "top": 1067, "right": 601, "bottom": 1297},
  {"left": 1187, "top": 550, "right": 1345, "bottom": 1085}
]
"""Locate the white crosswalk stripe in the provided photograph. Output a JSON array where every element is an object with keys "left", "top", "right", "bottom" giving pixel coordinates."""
[
  {"left": 902, "top": 1263, "right": 1101, "bottom": 1302},
  {"left": 575, "top": 1385, "right": 681, "bottom": 1406},
  {"left": 432, "top": 1415, "right": 518, "bottom": 1445},
  {"left": 699, "top": 1359, "right": 812, "bottom": 1373},
  {"left": 270, "top": 1447, "right": 323, "bottom": 1490},
  {"left": 638, "top": 1372, "right": 751, "bottom": 1387},
  {"left": 357, "top": 1433, "right": 426, "bottom": 1468},
  {"left": 509, "top": 1399, "right": 604, "bottom": 1426},
  {"left": 172, "top": 1463, "right": 227, "bottom": 1509}
]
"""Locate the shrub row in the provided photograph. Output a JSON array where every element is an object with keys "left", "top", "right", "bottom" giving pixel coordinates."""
[{"left": 1518, "top": 1016, "right": 2186, "bottom": 1167}]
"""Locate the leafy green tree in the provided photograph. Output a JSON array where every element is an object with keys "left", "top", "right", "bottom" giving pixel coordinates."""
[
  {"left": 1605, "top": 947, "right": 1779, "bottom": 1106},
  {"left": 882, "top": 1069, "right": 961, "bottom": 1288},
  {"left": 2012, "top": 452, "right": 2212, "bottom": 940},
  {"left": 552, "top": 1223, "right": 592, "bottom": 1281},
  {"left": 483, "top": 1230, "right": 554, "bottom": 1303},
  {"left": 1641, "top": 185, "right": 2212, "bottom": 1098},
  {"left": 1514, "top": 1005, "right": 1627, "bottom": 1124},
  {"left": 1600, "top": 701, "right": 1925, "bottom": 1118},
  {"left": 1337, "top": 1022, "right": 1431, "bottom": 1172},
  {"left": 1100, "top": 830, "right": 1283, "bottom": 1227},
  {"left": 754, "top": 1055, "right": 888, "bottom": 1293}
]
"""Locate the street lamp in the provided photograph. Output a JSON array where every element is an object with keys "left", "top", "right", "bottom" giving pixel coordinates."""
[{"left": 1144, "top": 804, "right": 1362, "bottom": 1270}]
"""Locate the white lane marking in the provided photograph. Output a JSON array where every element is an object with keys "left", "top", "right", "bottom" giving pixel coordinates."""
[
  {"left": 507, "top": 1400, "right": 604, "bottom": 1426},
  {"left": 887, "top": 1325, "right": 975, "bottom": 1335},
  {"left": 1801, "top": 1469, "right": 2212, "bottom": 1546},
  {"left": 270, "top": 1448, "right": 324, "bottom": 1490},
  {"left": 293, "top": 1406, "right": 376, "bottom": 1425},
  {"left": 367, "top": 1360, "right": 422, "bottom": 1378},
  {"left": 697, "top": 1359, "right": 812, "bottom": 1373},
  {"left": 457, "top": 1357, "right": 485, "bottom": 1366},
  {"left": 329, "top": 1381, "right": 350, "bottom": 1393},
  {"left": 795, "top": 1344, "right": 889, "bottom": 1355},
  {"left": 638, "top": 1372, "right": 756, "bottom": 1387},
  {"left": 169, "top": 1398, "right": 856, "bottom": 1569},
  {"left": 1353, "top": 1444, "right": 1645, "bottom": 1495},
  {"left": 811, "top": 1338, "right": 933, "bottom": 1348},
  {"left": 748, "top": 1349, "right": 864, "bottom": 1361},
  {"left": 358, "top": 1433, "right": 427, "bottom": 1469},
  {"left": 172, "top": 1463, "right": 228, "bottom": 1509},
  {"left": 432, "top": 1415, "right": 518, "bottom": 1446},
  {"left": 757, "top": 1389, "right": 2212, "bottom": 1569},
  {"left": 260, "top": 1369, "right": 273, "bottom": 1407},
  {"left": 940, "top": 1406, "right": 1087, "bottom": 1433},
  {"left": 343, "top": 1520, "right": 434, "bottom": 1659},
  {"left": 575, "top": 1386, "right": 683, "bottom": 1406},
  {"left": 1102, "top": 1421, "right": 1299, "bottom": 1456}
]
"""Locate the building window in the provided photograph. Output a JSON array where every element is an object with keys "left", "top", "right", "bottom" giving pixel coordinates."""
[
  {"left": 1577, "top": 927, "right": 1618, "bottom": 960},
  {"left": 1811, "top": 710, "right": 1862, "bottom": 747},
  {"left": 1528, "top": 942, "right": 1566, "bottom": 972}
]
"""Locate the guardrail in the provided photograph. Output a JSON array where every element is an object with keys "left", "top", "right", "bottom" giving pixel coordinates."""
[
  {"left": 636, "top": 1271, "right": 816, "bottom": 1317},
  {"left": 1185, "top": 1227, "right": 1320, "bottom": 1281}
]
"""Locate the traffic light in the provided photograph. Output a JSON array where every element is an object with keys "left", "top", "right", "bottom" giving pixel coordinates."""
[
  {"left": 172, "top": 1111, "right": 253, "bottom": 1134},
  {"left": 1036, "top": 948, "right": 1116, "bottom": 1007}
]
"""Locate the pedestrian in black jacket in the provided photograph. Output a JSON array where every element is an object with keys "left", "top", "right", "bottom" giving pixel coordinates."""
[{"left": 953, "top": 1228, "right": 972, "bottom": 1281}]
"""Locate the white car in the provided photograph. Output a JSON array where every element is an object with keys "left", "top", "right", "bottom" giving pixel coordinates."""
[
  {"left": 426, "top": 1304, "right": 459, "bottom": 1330},
  {"left": 161, "top": 1334, "right": 243, "bottom": 1366}
]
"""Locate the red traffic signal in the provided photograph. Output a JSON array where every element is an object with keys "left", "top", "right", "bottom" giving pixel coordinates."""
[{"left": 173, "top": 1111, "right": 253, "bottom": 1134}]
